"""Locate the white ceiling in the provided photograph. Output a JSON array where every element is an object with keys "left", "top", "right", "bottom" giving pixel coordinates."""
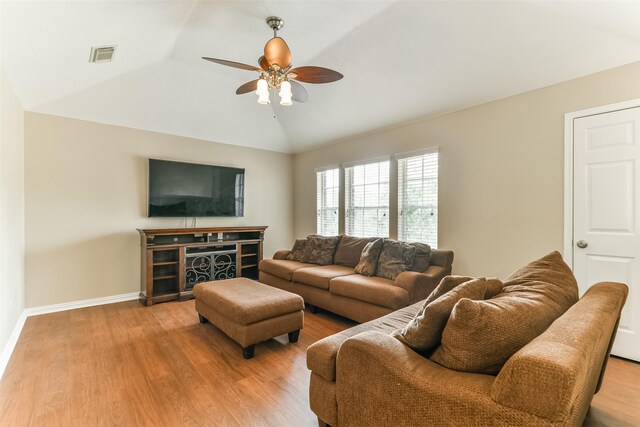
[{"left": 2, "top": 1, "right": 640, "bottom": 153}]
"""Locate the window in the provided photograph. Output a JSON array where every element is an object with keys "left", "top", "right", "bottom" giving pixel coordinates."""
[
  {"left": 316, "top": 168, "right": 339, "bottom": 235},
  {"left": 398, "top": 150, "right": 438, "bottom": 247},
  {"left": 345, "top": 160, "right": 390, "bottom": 237}
]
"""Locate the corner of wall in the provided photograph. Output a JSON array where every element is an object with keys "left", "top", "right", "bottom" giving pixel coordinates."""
[{"left": 0, "top": 67, "right": 27, "bottom": 379}]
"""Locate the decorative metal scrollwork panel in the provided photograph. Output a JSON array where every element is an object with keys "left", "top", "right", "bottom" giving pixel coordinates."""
[
  {"left": 213, "top": 253, "right": 237, "bottom": 280},
  {"left": 185, "top": 255, "right": 212, "bottom": 290}
]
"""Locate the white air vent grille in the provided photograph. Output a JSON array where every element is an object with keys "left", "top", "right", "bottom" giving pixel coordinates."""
[{"left": 89, "top": 45, "right": 116, "bottom": 63}]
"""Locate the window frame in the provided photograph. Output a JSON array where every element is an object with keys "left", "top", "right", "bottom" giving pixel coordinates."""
[
  {"left": 343, "top": 158, "right": 391, "bottom": 238},
  {"left": 315, "top": 166, "right": 340, "bottom": 236},
  {"left": 396, "top": 148, "right": 439, "bottom": 247}
]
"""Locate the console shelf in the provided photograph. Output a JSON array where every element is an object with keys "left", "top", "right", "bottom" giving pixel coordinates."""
[{"left": 138, "top": 226, "right": 266, "bottom": 306}]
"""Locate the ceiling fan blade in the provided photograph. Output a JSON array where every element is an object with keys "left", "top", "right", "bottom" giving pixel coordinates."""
[
  {"left": 258, "top": 55, "right": 270, "bottom": 71},
  {"left": 236, "top": 79, "right": 259, "bottom": 95},
  {"left": 290, "top": 80, "right": 308, "bottom": 103},
  {"left": 290, "top": 66, "right": 343, "bottom": 84},
  {"left": 202, "top": 57, "right": 261, "bottom": 72},
  {"left": 263, "top": 37, "right": 291, "bottom": 69}
]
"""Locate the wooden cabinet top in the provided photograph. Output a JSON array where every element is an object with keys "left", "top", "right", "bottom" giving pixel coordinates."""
[{"left": 137, "top": 226, "right": 268, "bottom": 236}]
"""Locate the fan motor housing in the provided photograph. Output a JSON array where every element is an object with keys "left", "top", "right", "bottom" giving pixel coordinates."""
[{"left": 266, "top": 16, "right": 284, "bottom": 32}]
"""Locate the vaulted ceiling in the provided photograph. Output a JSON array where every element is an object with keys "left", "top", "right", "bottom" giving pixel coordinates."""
[{"left": 2, "top": 1, "right": 640, "bottom": 153}]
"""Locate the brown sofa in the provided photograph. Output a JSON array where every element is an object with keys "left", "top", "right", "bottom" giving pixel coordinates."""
[
  {"left": 258, "top": 237, "right": 454, "bottom": 323},
  {"left": 307, "top": 281, "right": 628, "bottom": 426}
]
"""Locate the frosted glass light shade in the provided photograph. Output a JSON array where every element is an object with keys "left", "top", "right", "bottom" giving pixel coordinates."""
[
  {"left": 256, "top": 79, "right": 268, "bottom": 95},
  {"left": 258, "top": 92, "right": 270, "bottom": 104},
  {"left": 279, "top": 81, "right": 292, "bottom": 106},
  {"left": 256, "top": 79, "right": 270, "bottom": 104}
]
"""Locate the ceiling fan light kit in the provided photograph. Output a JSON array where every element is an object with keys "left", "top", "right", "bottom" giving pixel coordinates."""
[{"left": 202, "top": 16, "right": 343, "bottom": 107}]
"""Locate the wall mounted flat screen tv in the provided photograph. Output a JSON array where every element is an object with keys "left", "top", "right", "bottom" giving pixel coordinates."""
[{"left": 148, "top": 159, "right": 244, "bottom": 217}]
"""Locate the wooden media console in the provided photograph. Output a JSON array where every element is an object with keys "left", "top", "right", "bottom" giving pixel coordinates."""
[{"left": 138, "top": 226, "right": 266, "bottom": 306}]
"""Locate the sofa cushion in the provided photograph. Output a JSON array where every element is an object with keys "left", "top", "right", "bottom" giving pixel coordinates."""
[
  {"left": 409, "top": 243, "right": 432, "bottom": 272},
  {"left": 354, "top": 238, "right": 384, "bottom": 276},
  {"left": 334, "top": 236, "right": 376, "bottom": 268},
  {"left": 330, "top": 274, "right": 409, "bottom": 310},
  {"left": 302, "top": 235, "right": 341, "bottom": 265},
  {"left": 376, "top": 240, "right": 416, "bottom": 280},
  {"left": 286, "top": 238, "right": 307, "bottom": 261},
  {"left": 292, "top": 265, "right": 356, "bottom": 290},
  {"left": 430, "top": 251, "right": 579, "bottom": 374},
  {"left": 393, "top": 278, "right": 501, "bottom": 353},
  {"left": 307, "top": 300, "right": 424, "bottom": 381},
  {"left": 258, "top": 259, "right": 316, "bottom": 282}
]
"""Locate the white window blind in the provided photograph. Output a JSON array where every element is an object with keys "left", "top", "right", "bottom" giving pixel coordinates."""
[
  {"left": 316, "top": 168, "right": 340, "bottom": 235},
  {"left": 398, "top": 151, "right": 438, "bottom": 247},
  {"left": 345, "top": 160, "right": 390, "bottom": 237}
]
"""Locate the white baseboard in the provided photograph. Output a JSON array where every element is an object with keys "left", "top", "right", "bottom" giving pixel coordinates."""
[
  {"left": 24, "top": 292, "right": 139, "bottom": 317},
  {"left": 0, "top": 311, "right": 28, "bottom": 381},
  {"left": 0, "top": 291, "right": 139, "bottom": 380}
]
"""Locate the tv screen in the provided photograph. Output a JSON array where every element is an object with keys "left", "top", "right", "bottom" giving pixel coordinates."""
[{"left": 148, "top": 159, "right": 244, "bottom": 217}]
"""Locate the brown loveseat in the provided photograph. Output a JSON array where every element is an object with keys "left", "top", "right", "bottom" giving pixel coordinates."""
[
  {"left": 258, "top": 236, "right": 454, "bottom": 323},
  {"left": 307, "top": 280, "right": 628, "bottom": 426}
]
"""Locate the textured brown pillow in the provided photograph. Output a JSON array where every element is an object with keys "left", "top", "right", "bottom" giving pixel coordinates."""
[
  {"left": 376, "top": 240, "right": 416, "bottom": 280},
  {"left": 424, "top": 276, "right": 503, "bottom": 307},
  {"left": 334, "top": 236, "right": 376, "bottom": 267},
  {"left": 409, "top": 243, "right": 432, "bottom": 272},
  {"left": 484, "top": 278, "right": 504, "bottom": 299},
  {"left": 286, "top": 238, "right": 307, "bottom": 261},
  {"left": 354, "top": 239, "right": 384, "bottom": 276},
  {"left": 301, "top": 235, "right": 341, "bottom": 265},
  {"left": 392, "top": 278, "right": 489, "bottom": 353},
  {"left": 424, "top": 275, "right": 474, "bottom": 305},
  {"left": 430, "top": 251, "right": 579, "bottom": 374}
]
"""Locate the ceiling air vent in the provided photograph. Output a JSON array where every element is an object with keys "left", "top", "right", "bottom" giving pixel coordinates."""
[{"left": 89, "top": 45, "right": 116, "bottom": 63}]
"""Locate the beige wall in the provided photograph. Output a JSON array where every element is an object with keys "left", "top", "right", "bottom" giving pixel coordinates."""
[
  {"left": 25, "top": 113, "right": 293, "bottom": 307},
  {"left": 0, "top": 69, "right": 25, "bottom": 359},
  {"left": 294, "top": 61, "right": 640, "bottom": 279}
]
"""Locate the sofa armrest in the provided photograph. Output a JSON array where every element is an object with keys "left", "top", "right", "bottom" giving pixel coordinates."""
[
  {"left": 307, "top": 334, "right": 346, "bottom": 381},
  {"left": 334, "top": 331, "right": 540, "bottom": 426},
  {"left": 394, "top": 265, "right": 451, "bottom": 302},
  {"left": 272, "top": 250, "right": 291, "bottom": 260},
  {"left": 430, "top": 249, "right": 454, "bottom": 268},
  {"left": 491, "top": 342, "right": 586, "bottom": 422},
  {"left": 490, "top": 282, "right": 628, "bottom": 423}
]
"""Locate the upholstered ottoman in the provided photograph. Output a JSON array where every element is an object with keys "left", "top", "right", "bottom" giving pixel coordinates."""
[{"left": 193, "top": 278, "right": 304, "bottom": 359}]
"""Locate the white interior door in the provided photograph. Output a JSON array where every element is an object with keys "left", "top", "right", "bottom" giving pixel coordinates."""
[{"left": 573, "top": 107, "right": 640, "bottom": 361}]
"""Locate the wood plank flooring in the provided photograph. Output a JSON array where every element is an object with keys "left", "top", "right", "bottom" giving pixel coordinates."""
[{"left": 0, "top": 300, "right": 638, "bottom": 426}]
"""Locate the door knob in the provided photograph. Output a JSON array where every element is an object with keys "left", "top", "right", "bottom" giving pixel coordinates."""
[{"left": 576, "top": 240, "right": 588, "bottom": 249}]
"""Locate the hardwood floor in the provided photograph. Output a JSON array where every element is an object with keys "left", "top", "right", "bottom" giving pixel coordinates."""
[
  {"left": 587, "top": 357, "right": 640, "bottom": 427},
  {"left": 0, "top": 300, "right": 638, "bottom": 426}
]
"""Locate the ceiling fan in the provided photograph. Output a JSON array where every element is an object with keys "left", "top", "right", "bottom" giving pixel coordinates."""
[{"left": 202, "top": 16, "right": 343, "bottom": 106}]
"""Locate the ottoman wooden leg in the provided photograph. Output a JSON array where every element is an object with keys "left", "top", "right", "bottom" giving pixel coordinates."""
[
  {"left": 243, "top": 345, "right": 256, "bottom": 359},
  {"left": 288, "top": 330, "right": 300, "bottom": 343},
  {"left": 198, "top": 314, "right": 208, "bottom": 324}
]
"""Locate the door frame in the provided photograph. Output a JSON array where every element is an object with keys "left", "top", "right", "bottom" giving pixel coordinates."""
[{"left": 563, "top": 98, "right": 640, "bottom": 270}]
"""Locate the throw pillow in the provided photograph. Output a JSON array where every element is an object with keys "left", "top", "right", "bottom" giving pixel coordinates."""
[
  {"left": 430, "top": 251, "right": 579, "bottom": 374},
  {"left": 392, "top": 277, "right": 489, "bottom": 353},
  {"left": 376, "top": 240, "right": 417, "bottom": 280},
  {"left": 334, "top": 236, "right": 376, "bottom": 268},
  {"left": 409, "top": 243, "right": 432, "bottom": 272},
  {"left": 354, "top": 239, "right": 384, "bottom": 276},
  {"left": 286, "top": 238, "right": 307, "bottom": 261},
  {"left": 423, "top": 275, "right": 503, "bottom": 309},
  {"left": 424, "top": 275, "right": 474, "bottom": 306},
  {"left": 301, "top": 235, "right": 341, "bottom": 265},
  {"left": 484, "top": 278, "right": 504, "bottom": 299}
]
